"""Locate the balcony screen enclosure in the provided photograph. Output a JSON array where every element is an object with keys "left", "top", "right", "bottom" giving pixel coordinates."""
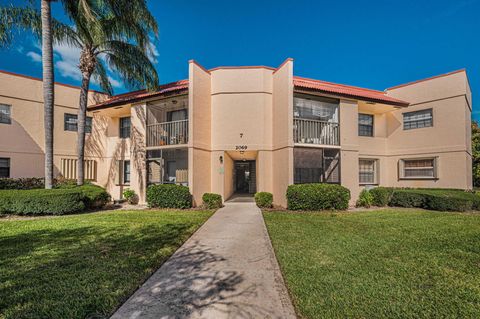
[
  {"left": 147, "top": 148, "right": 188, "bottom": 185},
  {"left": 294, "top": 147, "right": 340, "bottom": 184},
  {"left": 293, "top": 95, "right": 339, "bottom": 145}
]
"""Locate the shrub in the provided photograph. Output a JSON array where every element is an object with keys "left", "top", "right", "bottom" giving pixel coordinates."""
[
  {"left": 79, "top": 185, "right": 111, "bottom": 208},
  {"left": 122, "top": 188, "right": 138, "bottom": 205},
  {"left": 286, "top": 184, "right": 350, "bottom": 211},
  {"left": 370, "top": 187, "right": 394, "bottom": 207},
  {"left": 356, "top": 189, "right": 373, "bottom": 208},
  {"left": 0, "top": 189, "right": 85, "bottom": 215},
  {"left": 147, "top": 184, "right": 192, "bottom": 209},
  {"left": 0, "top": 177, "right": 44, "bottom": 190},
  {"left": 388, "top": 188, "right": 480, "bottom": 212},
  {"left": 202, "top": 193, "right": 223, "bottom": 209},
  {"left": 255, "top": 192, "right": 273, "bottom": 208}
]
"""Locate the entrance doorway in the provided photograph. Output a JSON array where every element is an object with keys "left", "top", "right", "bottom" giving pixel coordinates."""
[{"left": 234, "top": 160, "right": 256, "bottom": 194}]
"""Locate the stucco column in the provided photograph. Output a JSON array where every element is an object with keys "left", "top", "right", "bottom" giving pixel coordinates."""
[{"left": 130, "top": 103, "right": 147, "bottom": 204}]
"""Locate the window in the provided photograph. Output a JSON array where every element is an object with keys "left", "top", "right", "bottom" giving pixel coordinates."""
[
  {"left": 0, "top": 104, "right": 11, "bottom": 124},
  {"left": 167, "top": 109, "right": 188, "bottom": 122},
  {"left": 119, "top": 117, "right": 131, "bottom": 138},
  {"left": 400, "top": 158, "right": 437, "bottom": 179},
  {"left": 64, "top": 113, "right": 92, "bottom": 133},
  {"left": 358, "top": 114, "right": 374, "bottom": 137},
  {"left": 359, "top": 159, "right": 377, "bottom": 184},
  {"left": 123, "top": 160, "right": 130, "bottom": 184},
  {"left": 403, "top": 109, "right": 433, "bottom": 130},
  {"left": 0, "top": 158, "right": 10, "bottom": 178}
]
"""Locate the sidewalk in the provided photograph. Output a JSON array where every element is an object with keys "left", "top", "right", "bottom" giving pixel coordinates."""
[{"left": 111, "top": 201, "right": 296, "bottom": 319}]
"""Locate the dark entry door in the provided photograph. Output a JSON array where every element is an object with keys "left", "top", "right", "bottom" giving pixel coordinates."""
[{"left": 234, "top": 161, "right": 256, "bottom": 194}]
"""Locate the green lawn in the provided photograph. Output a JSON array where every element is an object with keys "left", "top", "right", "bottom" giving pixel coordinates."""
[
  {"left": 0, "top": 209, "right": 213, "bottom": 319},
  {"left": 264, "top": 209, "right": 480, "bottom": 319}
]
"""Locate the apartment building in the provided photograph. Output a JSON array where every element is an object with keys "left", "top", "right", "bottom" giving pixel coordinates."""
[{"left": 0, "top": 59, "right": 472, "bottom": 206}]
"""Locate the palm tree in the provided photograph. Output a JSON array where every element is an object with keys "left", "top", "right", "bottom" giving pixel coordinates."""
[
  {"left": 61, "top": 1, "right": 159, "bottom": 185},
  {"left": 1, "top": 0, "right": 159, "bottom": 186},
  {"left": 1, "top": 0, "right": 98, "bottom": 189}
]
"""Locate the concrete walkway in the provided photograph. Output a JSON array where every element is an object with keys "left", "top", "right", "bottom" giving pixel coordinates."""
[{"left": 111, "top": 200, "right": 296, "bottom": 319}]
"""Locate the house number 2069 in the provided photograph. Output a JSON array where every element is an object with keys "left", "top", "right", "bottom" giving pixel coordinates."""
[{"left": 235, "top": 145, "right": 248, "bottom": 150}]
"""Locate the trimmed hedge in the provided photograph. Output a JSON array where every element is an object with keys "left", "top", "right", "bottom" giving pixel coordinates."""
[
  {"left": 0, "top": 184, "right": 110, "bottom": 215},
  {"left": 255, "top": 192, "right": 273, "bottom": 208},
  {"left": 0, "top": 177, "right": 44, "bottom": 190},
  {"left": 147, "top": 184, "right": 192, "bottom": 209},
  {"left": 389, "top": 188, "right": 480, "bottom": 212},
  {"left": 202, "top": 193, "right": 223, "bottom": 209},
  {"left": 0, "top": 189, "right": 85, "bottom": 215},
  {"left": 78, "top": 185, "right": 111, "bottom": 209},
  {"left": 287, "top": 184, "right": 350, "bottom": 211},
  {"left": 369, "top": 187, "right": 394, "bottom": 207}
]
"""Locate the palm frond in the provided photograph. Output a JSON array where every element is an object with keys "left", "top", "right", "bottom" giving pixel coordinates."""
[
  {"left": 92, "top": 58, "right": 114, "bottom": 96},
  {"left": 101, "top": 40, "right": 158, "bottom": 91}
]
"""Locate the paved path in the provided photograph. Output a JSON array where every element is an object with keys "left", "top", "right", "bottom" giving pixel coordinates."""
[{"left": 111, "top": 200, "right": 296, "bottom": 319}]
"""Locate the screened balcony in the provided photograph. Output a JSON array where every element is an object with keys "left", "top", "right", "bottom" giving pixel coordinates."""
[
  {"left": 147, "top": 148, "right": 188, "bottom": 186},
  {"left": 293, "top": 95, "right": 339, "bottom": 146},
  {"left": 146, "top": 96, "right": 189, "bottom": 147}
]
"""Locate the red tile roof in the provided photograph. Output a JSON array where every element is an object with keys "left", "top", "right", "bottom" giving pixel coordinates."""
[
  {"left": 90, "top": 75, "right": 409, "bottom": 109},
  {"left": 294, "top": 76, "right": 409, "bottom": 107},
  {"left": 88, "top": 80, "right": 188, "bottom": 110}
]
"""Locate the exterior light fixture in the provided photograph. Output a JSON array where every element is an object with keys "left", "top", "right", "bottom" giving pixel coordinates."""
[
  {"left": 171, "top": 100, "right": 178, "bottom": 104},
  {"left": 219, "top": 156, "right": 223, "bottom": 164}
]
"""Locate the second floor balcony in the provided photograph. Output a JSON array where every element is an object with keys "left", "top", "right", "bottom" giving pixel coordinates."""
[
  {"left": 147, "top": 119, "right": 188, "bottom": 147},
  {"left": 293, "top": 118, "right": 339, "bottom": 146}
]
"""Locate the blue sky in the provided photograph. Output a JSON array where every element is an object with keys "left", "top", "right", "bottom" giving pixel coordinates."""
[{"left": 1, "top": 0, "right": 479, "bottom": 118}]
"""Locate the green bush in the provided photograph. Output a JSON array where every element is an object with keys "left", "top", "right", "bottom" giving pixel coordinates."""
[
  {"left": 356, "top": 189, "right": 373, "bottom": 208},
  {"left": 0, "top": 189, "right": 85, "bottom": 215},
  {"left": 0, "top": 177, "right": 44, "bottom": 190},
  {"left": 147, "top": 184, "right": 192, "bottom": 209},
  {"left": 78, "top": 185, "right": 111, "bottom": 208},
  {"left": 287, "top": 184, "right": 350, "bottom": 211},
  {"left": 202, "top": 193, "right": 223, "bottom": 209},
  {"left": 122, "top": 188, "right": 138, "bottom": 205},
  {"left": 388, "top": 188, "right": 480, "bottom": 212},
  {"left": 370, "top": 187, "right": 394, "bottom": 207},
  {"left": 255, "top": 192, "right": 273, "bottom": 208}
]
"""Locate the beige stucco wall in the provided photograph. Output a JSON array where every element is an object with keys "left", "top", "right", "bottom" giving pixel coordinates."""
[{"left": 0, "top": 71, "right": 107, "bottom": 179}]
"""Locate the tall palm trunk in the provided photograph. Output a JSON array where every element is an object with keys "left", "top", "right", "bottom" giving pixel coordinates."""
[
  {"left": 76, "top": 73, "right": 90, "bottom": 185},
  {"left": 77, "top": 48, "right": 95, "bottom": 185},
  {"left": 41, "top": 0, "right": 54, "bottom": 189}
]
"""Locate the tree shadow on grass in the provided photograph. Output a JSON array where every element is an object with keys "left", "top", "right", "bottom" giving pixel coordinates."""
[{"left": 0, "top": 222, "right": 198, "bottom": 319}]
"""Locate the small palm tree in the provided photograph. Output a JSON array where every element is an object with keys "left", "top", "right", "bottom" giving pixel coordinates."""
[{"left": 1, "top": 0, "right": 159, "bottom": 185}]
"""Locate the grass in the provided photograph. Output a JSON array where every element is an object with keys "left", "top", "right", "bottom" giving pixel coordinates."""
[
  {"left": 264, "top": 209, "right": 480, "bottom": 318},
  {"left": 0, "top": 209, "right": 213, "bottom": 319}
]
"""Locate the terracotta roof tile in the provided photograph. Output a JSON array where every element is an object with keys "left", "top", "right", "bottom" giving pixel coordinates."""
[
  {"left": 89, "top": 80, "right": 188, "bottom": 110},
  {"left": 90, "top": 75, "right": 410, "bottom": 109},
  {"left": 293, "top": 76, "right": 409, "bottom": 106}
]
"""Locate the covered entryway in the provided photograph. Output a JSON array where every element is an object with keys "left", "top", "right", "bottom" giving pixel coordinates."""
[{"left": 234, "top": 160, "right": 256, "bottom": 194}]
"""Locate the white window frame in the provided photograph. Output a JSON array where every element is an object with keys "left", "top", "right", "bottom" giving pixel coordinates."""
[
  {"left": 359, "top": 158, "right": 378, "bottom": 185},
  {"left": 399, "top": 157, "right": 438, "bottom": 180}
]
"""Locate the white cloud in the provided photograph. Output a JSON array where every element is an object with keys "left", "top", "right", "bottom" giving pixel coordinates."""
[
  {"left": 108, "top": 76, "right": 122, "bottom": 88},
  {"left": 26, "top": 51, "right": 42, "bottom": 63},
  {"left": 147, "top": 37, "right": 159, "bottom": 64},
  {"left": 53, "top": 43, "right": 82, "bottom": 81}
]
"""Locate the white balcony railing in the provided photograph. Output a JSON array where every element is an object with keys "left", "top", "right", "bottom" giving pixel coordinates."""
[
  {"left": 147, "top": 119, "right": 188, "bottom": 147},
  {"left": 294, "top": 118, "right": 339, "bottom": 146}
]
